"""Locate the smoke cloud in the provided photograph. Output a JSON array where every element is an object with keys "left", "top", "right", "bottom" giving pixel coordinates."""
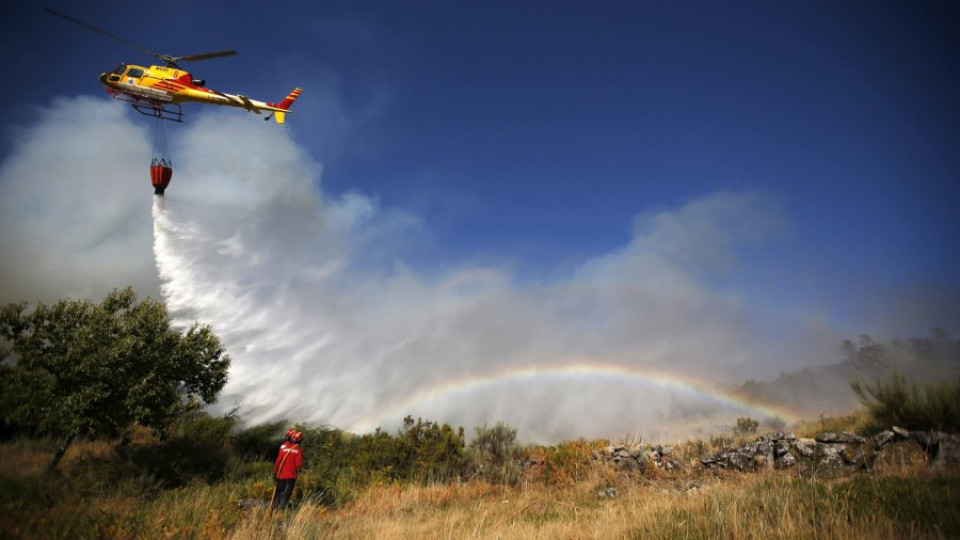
[
  {"left": 0, "top": 97, "right": 159, "bottom": 303},
  {"left": 3, "top": 97, "right": 843, "bottom": 442}
]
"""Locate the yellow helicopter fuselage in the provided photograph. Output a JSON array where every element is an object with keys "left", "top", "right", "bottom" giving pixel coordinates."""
[{"left": 99, "top": 63, "right": 301, "bottom": 123}]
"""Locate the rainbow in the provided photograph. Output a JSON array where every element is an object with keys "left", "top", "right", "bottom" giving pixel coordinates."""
[{"left": 348, "top": 361, "right": 802, "bottom": 434}]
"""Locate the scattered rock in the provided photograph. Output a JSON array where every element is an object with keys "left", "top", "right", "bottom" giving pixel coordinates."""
[
  {"left": 872, "top": 430, "right": 896, "bottom": 449},
  {"left": 794, "top": 438, "right": 816, "bottom": 458},
  {"left": 597, "top": 487, "right": 618, "bottom": 499},
  {"left": 775, "top": 453, "right": 796, "bottom": 469}
]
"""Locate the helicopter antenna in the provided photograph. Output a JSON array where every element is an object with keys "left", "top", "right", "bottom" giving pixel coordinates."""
[{"left": 43, "top": 7, "right": 237, "bottom": 68}]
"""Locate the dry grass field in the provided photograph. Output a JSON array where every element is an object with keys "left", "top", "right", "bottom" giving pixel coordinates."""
[{"left": 2, "top": 423, "right": 958, "bottom": 539}]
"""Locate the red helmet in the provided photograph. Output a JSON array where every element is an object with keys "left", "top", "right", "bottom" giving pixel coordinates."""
[{"left": 286, "top": 428, "right": 303, "bottom": 443}]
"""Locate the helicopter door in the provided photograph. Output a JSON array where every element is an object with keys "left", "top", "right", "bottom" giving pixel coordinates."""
[{"left": 124, "top": 67, "right": 145, "bottom": 86}]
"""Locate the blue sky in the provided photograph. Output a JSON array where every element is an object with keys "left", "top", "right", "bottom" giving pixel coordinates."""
[
  {"left": 3, "top": 0, "right": 959, "bottom": 327},
  {"left": 1, "top": 1, "right": 958, "bottom": 437},
  {"left": 0, "top": 0, "right": 960, "bottom": 432},
  {"left": 9, "top": 0, "right": 955, "bottom": 334}
]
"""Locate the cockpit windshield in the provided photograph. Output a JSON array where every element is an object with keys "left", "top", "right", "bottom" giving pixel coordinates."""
[{"left": 112, "top": 64, "right": 126, "bottom": 75}]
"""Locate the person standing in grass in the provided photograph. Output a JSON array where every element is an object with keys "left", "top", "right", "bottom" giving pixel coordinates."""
[{"left": 272, "top": 429, "right": 304, "bottom": 510}]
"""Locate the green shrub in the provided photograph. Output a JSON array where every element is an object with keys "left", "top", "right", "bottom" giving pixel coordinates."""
[
  {"left": 470, "top": 422, "right": 523, "bottom": 485},
  {"left": 396, "top": 416, "right": 468, "bottom": 482},
  {"left": 852, "top": 371, "right": 960, "bottom": 433},
  {"left": 116, "top": 411, "right": 237, "bottom": 487},
  {"left": 735, "top": 417, "right": 759, "bottom": 435}
]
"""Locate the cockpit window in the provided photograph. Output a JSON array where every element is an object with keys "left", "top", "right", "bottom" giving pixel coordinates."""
[
  {"left": 126, "top": 68, "right": 144, "bottom": 78},
  {"left": 112, "top": 65, "right": 126, "bottom": 75}
]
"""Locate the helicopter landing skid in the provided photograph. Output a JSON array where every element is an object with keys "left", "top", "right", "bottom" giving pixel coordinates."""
[
  {"left": 131, "top": 102, "right": 183, "bottom": 122},
  {"left": 106, "top": 89, "right": 183, "bottom": 122}
]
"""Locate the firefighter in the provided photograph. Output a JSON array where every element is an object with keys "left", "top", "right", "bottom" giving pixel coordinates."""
[{"left": 272, "top": 428, "right": 304, "bottom": 509}]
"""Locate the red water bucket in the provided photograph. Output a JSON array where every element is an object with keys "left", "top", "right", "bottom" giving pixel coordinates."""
[{"left": 150, "top": 159, "right": 172, "bottom": 195}]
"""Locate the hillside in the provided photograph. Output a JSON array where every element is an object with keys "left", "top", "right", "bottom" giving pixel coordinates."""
[{"left": 737, "top": 330, "right": 959, "bottom": 418}]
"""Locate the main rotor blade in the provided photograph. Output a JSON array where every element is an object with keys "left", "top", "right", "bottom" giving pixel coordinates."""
[
  {"left": 175, "top": 50, "right": 238, "bottom": 63},
  {"left": 43, "top": 7, "right": 162, "bottom": 60}
]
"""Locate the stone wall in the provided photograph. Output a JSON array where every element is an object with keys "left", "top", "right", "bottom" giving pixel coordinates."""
[{"left": 594, "top": 427, "right": 959, "bottom": 474}]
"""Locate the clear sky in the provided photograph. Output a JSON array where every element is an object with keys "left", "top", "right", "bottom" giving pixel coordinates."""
[{"left": 0, "top": 1, "right": 957, "bottom": 439}]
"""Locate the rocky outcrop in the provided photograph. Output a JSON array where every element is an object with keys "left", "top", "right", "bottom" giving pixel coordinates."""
[
  {"left": 594, "top": 443, "right": 681, "bottom": 472},
  {"left": 699, "top": 432, "right": 807, "bottom": 471},
  {"left": 699, "top": 427, "right": 960, "bottom": 472}
]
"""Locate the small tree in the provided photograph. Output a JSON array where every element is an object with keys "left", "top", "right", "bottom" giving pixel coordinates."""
[
  {"left": 0, "top": 287, "right": 230, "bottom": 470},
  {"left": 470, "top": 422, "right": 523, "bottom": 485}
]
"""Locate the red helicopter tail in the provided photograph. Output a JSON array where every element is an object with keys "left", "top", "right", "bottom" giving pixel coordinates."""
[
  {"left": 267, "top": 88, "right": 303, "bottom": 124},
  {"left": 276, "top": 88, "right": 302, "bottom": 110}
]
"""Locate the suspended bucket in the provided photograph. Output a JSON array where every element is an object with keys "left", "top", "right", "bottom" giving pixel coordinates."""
[{"left": 150, "top": 158, "right": 172, "bottom": 196}]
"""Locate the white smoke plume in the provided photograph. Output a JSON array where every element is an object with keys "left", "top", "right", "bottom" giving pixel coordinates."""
[
  {"left": 3, "top": 97, "right": 841, "bottom": 442},
  {"left": 148, "top": 113, "right": 813, "bottom": 442},
  {"left": 0, "top": 97, "right": 159, "bottom": 303}
]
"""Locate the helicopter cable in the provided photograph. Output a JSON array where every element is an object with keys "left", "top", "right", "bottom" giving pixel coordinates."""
[{"left": 152, "top": 114, "right": 170, "bottom": 167}]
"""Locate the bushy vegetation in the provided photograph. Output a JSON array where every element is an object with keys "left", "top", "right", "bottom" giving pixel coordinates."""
[
  {"left": 852, "top": 371, "right": 960, "bottom": 434},
  {"left": 303, "top": 416, "right": 467, "bottom": 487},
  {"left": 2, "top": 414, "right": 957, "bottom": 539},
  {"left": 114, "top": 411, "right": 241, "bottom": 487},
  {"left": 1, "top": 291, "right": 957, "bottom": 538}
]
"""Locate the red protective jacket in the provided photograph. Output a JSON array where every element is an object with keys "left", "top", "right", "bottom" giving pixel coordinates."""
[{"left": 273, "top": 442, "right": 303, "bottom": 479}]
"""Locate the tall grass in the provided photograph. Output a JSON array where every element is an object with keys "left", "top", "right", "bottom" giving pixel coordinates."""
[
  {"left": 220, "top": 469, "right": 958, "bottom": 539},
  {"left": 3, "top": 432, "right": 958, "bottom": 539}
]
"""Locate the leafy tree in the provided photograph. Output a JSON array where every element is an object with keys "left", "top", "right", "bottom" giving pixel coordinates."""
[{"left": 0, "top": 288, "right": 230, "bottom": 470}]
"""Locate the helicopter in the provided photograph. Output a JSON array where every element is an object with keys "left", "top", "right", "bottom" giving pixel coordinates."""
[{"left": 44, "top": 8, "right": 302, "bottom": 124}]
